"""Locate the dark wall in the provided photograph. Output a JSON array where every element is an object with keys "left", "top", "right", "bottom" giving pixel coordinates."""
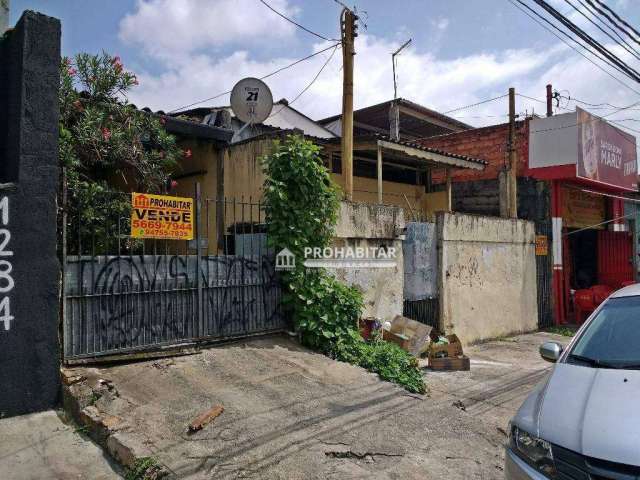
[
  {"left": 0, "top": 11, "right": 61, "bottom": 417},
  {"left": 452, "top": 178, "right": 501, "bottom": 217}
]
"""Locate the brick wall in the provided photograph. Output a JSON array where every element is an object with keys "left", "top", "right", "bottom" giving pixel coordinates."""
[{"left": 422, "top": 120, "right": 529, "bottom": 184}]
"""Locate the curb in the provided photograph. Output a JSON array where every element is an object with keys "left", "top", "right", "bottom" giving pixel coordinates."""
[{"left": 61, "top": 369, "right": 172, "bottom": 479}]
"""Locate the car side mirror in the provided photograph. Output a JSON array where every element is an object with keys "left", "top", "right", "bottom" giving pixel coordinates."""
[{"left": 540, "top": 342, "right": 563, "bottom": 363}]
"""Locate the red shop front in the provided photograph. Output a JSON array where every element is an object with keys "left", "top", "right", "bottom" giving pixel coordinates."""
[{"left": 528, "top": 108, "right": 638, "bottom": 325}]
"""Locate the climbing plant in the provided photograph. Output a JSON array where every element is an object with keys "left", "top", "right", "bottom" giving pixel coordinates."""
[{"left": 263, "top": 135, "right": 425, "bottom": 394}]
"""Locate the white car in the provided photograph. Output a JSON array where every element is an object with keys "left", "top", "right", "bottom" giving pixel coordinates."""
[{"left": 505, "top": 283, "right": 640, "bottom": 479}]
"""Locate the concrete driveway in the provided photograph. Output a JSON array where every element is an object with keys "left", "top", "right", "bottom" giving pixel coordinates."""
[{"left": 63, "top": 331, "right": 566, "bottom": 479}]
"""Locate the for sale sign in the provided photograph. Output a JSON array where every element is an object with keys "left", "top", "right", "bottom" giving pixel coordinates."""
[{"left": 131, "top": 193, "right": 194, "bottom": 240}]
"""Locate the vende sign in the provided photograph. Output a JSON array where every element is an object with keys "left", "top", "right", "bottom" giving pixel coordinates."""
[
  {"left": 576, "top": 107, "right": 638, "bottom": 191},
  {"left": 131, "top": 192, "right": 194, "bottom": 240}
]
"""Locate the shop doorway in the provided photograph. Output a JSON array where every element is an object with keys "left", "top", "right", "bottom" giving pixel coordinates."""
[{"left": 569, "top": 229, "right": 598, "bottom": 290}]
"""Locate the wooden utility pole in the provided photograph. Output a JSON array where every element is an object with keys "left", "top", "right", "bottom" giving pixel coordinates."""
[
  {"left": 508, "top": 87, "right": 518, "bottom": 218},
  {"left": 341, "top": 8, "right": 356, "bottom": 200},
  {"left": 546, "top": 84, "right": 553, "bottom": 117}
]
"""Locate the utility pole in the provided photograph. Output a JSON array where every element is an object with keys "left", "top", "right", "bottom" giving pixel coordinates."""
[
  {"left": 508, "top": 87, "right": 518, "bottom": 219},
  {"left": 340, "top": 8, "right": 356, "bottom": 200},
  {"left": 390, "top": 38, "right": 411, "bottom": 141},
  {"left": 546, "top": 84, "right": 553, "bottom": 117}
]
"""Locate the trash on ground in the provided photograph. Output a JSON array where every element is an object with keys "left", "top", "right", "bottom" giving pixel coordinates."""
[
  {"left": 382, "top": 315, "right": 432, "bottom": 356},
  {"left": 427, "top": 334, "right": 470, "bottom": 371},
  {"left": 188, "top": 405, "right": 224, "bottom": 432}
]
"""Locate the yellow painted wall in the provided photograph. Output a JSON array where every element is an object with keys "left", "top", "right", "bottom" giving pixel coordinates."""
[
  {"left": 168, "top": 137, "right": 447, "bottom": 252},
  {"left": 422, "top": 191, "right": 449, "bottom": 222}
]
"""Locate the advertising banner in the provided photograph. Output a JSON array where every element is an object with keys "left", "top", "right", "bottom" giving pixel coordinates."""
[
  {"left": 131, "top": 193, "right": 194, "bottom": 240},
  {"left": 577, "top": 107, "right": 638, "bottom": 191},
  {"left": 562, "top": 187, "right": 605, "bottom": 229}
]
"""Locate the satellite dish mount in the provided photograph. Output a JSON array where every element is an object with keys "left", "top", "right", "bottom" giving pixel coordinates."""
[{"left": 230, "top": 78, "right": 273, "bottom": 138}]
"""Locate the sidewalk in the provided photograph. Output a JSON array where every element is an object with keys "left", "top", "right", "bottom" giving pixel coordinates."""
[{"left": 0, "top": 410, "right": 122, "bottom": 479}]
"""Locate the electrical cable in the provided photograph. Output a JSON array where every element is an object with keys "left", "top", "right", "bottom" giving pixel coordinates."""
[
  {"left": 266, "top": 43, "right": 339, "bottom": 119},
  {"left": 258, "top": 0, "right": 338, "bottom": 42},
  {"left": 507, "top": 0, "right": 640, "bottom": 96},
  {"left": 530, "top": 0, "right": 640, "bottom": 83},
  {"left": 592, "top": 0, "right": 640, "bottom": 42},
  {"left": 443, "top": 94, "right": 509, "bottom": 114},
  {"left": 167, "top": 42, "right": 341, "bottom": 114},
  {"left": 575, "top": 0, "right": 640, "bottom": 57},
  {"left": 562, "top": 0, "right": 640, "bottom": 62}
]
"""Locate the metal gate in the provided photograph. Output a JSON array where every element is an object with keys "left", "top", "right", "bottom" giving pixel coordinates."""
[
  {"left": 62, "top": 183, "right": 286, "bottom": 362},
  {"left": 597, "top": 230, "right": 634, "bottom": 288}
]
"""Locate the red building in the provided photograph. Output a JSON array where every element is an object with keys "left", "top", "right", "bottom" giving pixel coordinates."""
[{"left": 421, "top": 109, "right": 638, "bottom": 326}]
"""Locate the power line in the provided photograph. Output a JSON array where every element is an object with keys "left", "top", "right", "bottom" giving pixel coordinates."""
[
  {"left": 168, "top": 43, "right": 341, "bottom": 114},
  {"left": 530, "top": 0, "right": 640, "bottom": 83},
  {"left": 267, "top": 44, "right": 339, "bottom": 119},
  {"left": 258, "top": 0, "right": 338, "bottom": 42},
  {"left": 575, "top": 0, "right": 640, "bottom": 58},
  {"left": 562, "top": 0, "right": 640, "bottom": 62},
  {"left": 443, "top": 94, "right": 509, "bottom": 114},
  {"left": 507, "top": 0, "right": 640, "bottom": 96},
  {"left": 592, "top": 0, "right": 640, "bottom": 42}
]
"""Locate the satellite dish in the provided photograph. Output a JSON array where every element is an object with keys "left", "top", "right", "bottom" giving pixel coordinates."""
[{"left": 230, "top": 78, "right": 273, "bottom": 124}]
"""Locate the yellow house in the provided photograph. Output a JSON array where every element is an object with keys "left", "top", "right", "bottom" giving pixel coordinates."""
[{"left": 166, "top": 100, "right": 486, "bottom": 253}]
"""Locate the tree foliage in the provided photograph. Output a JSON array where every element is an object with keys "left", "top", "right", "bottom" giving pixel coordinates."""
[
  {"left": 262, "top": 135, "right": 425, "bottom": 394},
  {"left": 59, "top": 52, "right": 183, "bottom": 252}
]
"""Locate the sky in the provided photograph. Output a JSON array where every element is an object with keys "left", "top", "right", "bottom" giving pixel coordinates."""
[{"left": 10, "top": 0, "right": 640, "bottom": 130}]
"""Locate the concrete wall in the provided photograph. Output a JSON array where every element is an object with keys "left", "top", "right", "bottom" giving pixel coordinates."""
[
  {"left": 0, "top": 11, "right": 61, "bottom": 417},
  {"left": 437, "top": 212, "right": 538, "bottom": 345},
  {"left": 331, "top": 202, "right": 405, "bottom": 321},
  {"left": 403, "top": 222, "right": 438, "bottom": 301}
]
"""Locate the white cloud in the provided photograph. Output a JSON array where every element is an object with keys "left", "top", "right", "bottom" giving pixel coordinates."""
[
  {"left": 434, "top": 18, "right": 449, "bottom": 31},
  {"left": 119, "top": 0, "right": 296, "bottom": 58},
  {"left": 120, "top": 0, "right": 640, "bottom": 142},
  {"left": 127, "top": 32, "right": 568, "bottom": 121}
]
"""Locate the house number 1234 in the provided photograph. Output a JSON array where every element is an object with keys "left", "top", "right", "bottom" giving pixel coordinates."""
[{"left": 0, "top": 197, "right": 14, "bottom": 331}]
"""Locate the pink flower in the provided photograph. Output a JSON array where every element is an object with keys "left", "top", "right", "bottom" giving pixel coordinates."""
[
  {"left": 101, "top": 127, "right": 111, "bottom": 141},
  {"left": 184, "top": 149, "right": 192, "bottom": 158},
  {"left": 62, "top": 57, "right": 71, "bottom": 66},
  {"left": 170, "top": 180, "right": 178, "bottom": 189},
  {"left": 112, "top": 56, "right": 123, "bottom": 73},
  {"left": 158, "top": 151, "right": 165, "bottom": 159},
  {"left": 67, "top": 67, "right": 77, "bottom": 76}
]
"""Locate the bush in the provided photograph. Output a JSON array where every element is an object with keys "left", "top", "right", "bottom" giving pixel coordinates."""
[{"left": 263, "top": 135, "right": 425, "bottom": 394}]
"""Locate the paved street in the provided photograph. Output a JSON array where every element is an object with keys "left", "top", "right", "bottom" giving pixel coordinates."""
[
  {"left": 0, "top": 410, "right": 122, "bottom": 480},
  {"left": 60, "top": 331, "right": 566, "bottom": 479}
]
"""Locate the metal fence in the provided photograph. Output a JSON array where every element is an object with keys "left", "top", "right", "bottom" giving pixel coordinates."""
[
  {"left": 402, "top": 298, "right": 440, "bottom": 330},
  {"left": 62, "top": 182, "right": 286, "bottom": 362}
]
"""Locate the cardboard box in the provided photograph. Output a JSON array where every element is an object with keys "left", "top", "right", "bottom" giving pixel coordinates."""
[
  {"left": 384, "top": 315, "right": 432, "bottom": 356},
  {"left": 427, "top": 334, "right": 468, "bottom": 371},
  {"left": 428, "top": 334, "right": 463, "bottom": 359}
]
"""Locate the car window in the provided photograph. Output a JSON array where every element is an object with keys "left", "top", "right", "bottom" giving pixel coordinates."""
[{"left": 569, "top": 296, "right": 640, "bottom": 368}]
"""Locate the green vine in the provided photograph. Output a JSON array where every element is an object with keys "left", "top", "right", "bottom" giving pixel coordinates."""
[{"left": 263, "top": 135, "right": 425, "bottom": 394}]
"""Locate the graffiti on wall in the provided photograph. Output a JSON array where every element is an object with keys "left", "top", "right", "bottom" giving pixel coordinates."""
[{"left": 64, "top": 254, "right": 284, "bottom": 357}]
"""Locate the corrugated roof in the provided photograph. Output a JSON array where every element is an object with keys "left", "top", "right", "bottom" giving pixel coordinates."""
[
  {"left": 324, "top": 133, "right": 487, "bottom": 168},
  {"left": 319, "top": 98, "right": 472, "bottom": 132}
]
